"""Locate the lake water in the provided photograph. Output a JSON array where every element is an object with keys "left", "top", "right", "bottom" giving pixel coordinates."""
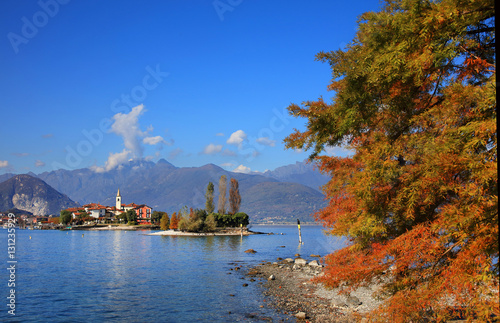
[{"left": 0, "top": 225, "right": 345, "bottom": 322}]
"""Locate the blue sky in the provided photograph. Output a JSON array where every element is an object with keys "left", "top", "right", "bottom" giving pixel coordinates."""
[{"left": 0, "top": 0, "right": 380, "bottom": 175}]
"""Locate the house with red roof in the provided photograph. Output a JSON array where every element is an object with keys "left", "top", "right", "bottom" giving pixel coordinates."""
[{"left": 63, "top": 189, "right": 152, "bottom": 224}]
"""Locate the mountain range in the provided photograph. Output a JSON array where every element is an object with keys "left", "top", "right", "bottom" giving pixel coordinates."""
[
  {"left": 0, "top": 174, "right": 79, "bottom": 216},
  {"left": 262, "top": 160, "right": 330, "bottom": 192},
  {"left": 0, "top": 159, "right": 330, "bottom": 223}
]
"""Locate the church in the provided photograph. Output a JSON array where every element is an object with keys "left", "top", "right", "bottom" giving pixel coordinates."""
[{"left": 113, "top": 189, "right": 153, "bottom": 224}]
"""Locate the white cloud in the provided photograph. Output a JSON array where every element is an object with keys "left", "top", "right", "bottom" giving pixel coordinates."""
[
  {"left": 227, "top": 130, "right": 247, "bottom": 148},
  {"left": 325, "top": 145, "right": 353, "bottom": 157},
  {"left": 143, "top": 136, "right": 165, "bottom": 145},
  {"left": 202, "top": 143, "right": 223, "bottom": 155},
  {"left": 0, "top": 160, "right": 9, "bottom": 168},
  {"left": 35, "top": 160, "right": 45, "bottom": 167},
  {"left": 95, "top": 104, "right": 171, "bottom": 172},
  {"left": 92, "top": 149, "right": 132, "bottom": 173},
  {"left": 232, "top": 164, "right": 251, "bottom": 174},
  {"left": 220, "top": 162, "right": 234, "bottom": 167},
  {"left": 111, "top": 104, "right": 147, "bottom": 157},
  {"left": 256, "top": 137, "right": 276, "bottom": 147}
]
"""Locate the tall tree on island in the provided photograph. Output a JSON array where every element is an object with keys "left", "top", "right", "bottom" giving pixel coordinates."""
[
  {"left": 229, "top": 178, "right": 241, "bottom": 215},
  {"left": 217, "top": 175, "right": 227, "bottom": 214},
  {"left": 205, "top": 182, "right": 215, "bottom": 214},
  {"left": 169, "top": 212, "right": 178, "bottom": 230},
  {"left": 160, "top": 212, "right": 170, "bottom": 230},
  {"left": 284, "top": 0, "right": 497, "bottom": 321}
]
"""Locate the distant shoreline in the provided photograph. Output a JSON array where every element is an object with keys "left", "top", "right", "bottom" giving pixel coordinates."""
[
  {"left": 15, "top": 223, "right": 322, "bottom": 231},
  {"left": 59, "top": 225, "right": 266, "bottom": 236},
  {"left": 61, "top": 224, "right": 159, "bottom": 231}
]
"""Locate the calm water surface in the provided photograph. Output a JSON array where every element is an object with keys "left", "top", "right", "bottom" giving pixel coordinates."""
[{"left": 0, "top": 225, "right": 345, "bottom": 322}]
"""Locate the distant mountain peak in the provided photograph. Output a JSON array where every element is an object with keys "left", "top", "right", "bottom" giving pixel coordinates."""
[
  {"left": 263, "top": 160, "right": 329, "bottom": 191},
  {"left": 156, "top": 158, "right": 176, "bottom": 168},
  {"left": 26, "top": 171, "right": 38, "bottom": 178},
  {"left": 0, "top": 174, "right": 79, "bottom": 215},
  {"left": 200, "top": 163, "right": 224, "bottom": 171}
]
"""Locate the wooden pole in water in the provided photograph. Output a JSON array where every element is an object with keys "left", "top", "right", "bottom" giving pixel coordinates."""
[{"left": 297, "top": 219, "right": 303, "bottom": 245}]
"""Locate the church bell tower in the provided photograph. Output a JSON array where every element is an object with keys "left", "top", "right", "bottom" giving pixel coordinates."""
[{"left": 116, "top": 189, "right": 122, "bottom": 210}]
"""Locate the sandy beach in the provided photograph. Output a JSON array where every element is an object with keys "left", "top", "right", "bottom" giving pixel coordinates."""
[{"left": 146, "top": 228, "right": 263, "bottom": 236}]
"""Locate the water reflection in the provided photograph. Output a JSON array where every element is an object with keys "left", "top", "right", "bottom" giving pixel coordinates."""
[{"left": 1, "top": 225, "right": 342, "bottom": 322}]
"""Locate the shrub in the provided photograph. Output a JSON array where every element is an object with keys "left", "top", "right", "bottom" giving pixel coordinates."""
[
  {"left": 204, "top": 213, "right": 217, "bottom": 232},
  {"left": 212, "top": 212, "right": 249, "bottom": 227}
]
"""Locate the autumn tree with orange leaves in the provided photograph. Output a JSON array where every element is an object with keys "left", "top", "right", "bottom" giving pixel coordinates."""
[
  {"left": 284, "top": 0, "right": 497, "bottom": 321},
  {"left": 169, "top": 212, "right": 178, "bottom": 230}
]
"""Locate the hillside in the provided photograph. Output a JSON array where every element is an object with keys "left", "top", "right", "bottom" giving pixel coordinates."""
[
  {"left": 35, "top": 159, "right": 326, "bottom": 223},
  {"left": 262, "top": 160, "right": 330, "bottom": 192},
  {"left": 242, "top": 182, "right": 326, "bottom": 223},
  {"left": 0, "top": 174, "right": 79, "bottom": 215}
]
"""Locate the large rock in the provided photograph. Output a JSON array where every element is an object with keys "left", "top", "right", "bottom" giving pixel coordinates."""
[
  {"left": 294, "top": 258, "right": 307, "bottom": 265},
  {"left": 295, "top": 312, "right": 307, "bottom": 319},
  {"left": 308, "top": 260, "right": 320, "bottom": 267}
]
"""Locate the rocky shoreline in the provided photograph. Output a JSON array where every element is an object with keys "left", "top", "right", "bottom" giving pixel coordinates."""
[{"left": 245, "top": 255, "right": 383, "bottom": 322}]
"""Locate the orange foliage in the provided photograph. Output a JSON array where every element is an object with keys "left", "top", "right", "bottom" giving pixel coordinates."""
[
  {"left": 285, "top": 0, "right": 497, "bottom": 321},
  {"left": 169, "top": 212, "right": 178, "bottom": 230}
]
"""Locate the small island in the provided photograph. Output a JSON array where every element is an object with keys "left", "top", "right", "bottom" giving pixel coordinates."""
[
  {"left": 147, "top": 227, "right": 260, "bottom": 236},
  {"left": 150, "top": 176, "right": 256, "bottom": 236}
]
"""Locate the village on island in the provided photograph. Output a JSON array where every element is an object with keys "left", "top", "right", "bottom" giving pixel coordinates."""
[
  {"left": 2, "top": 177, "right": 252, "bottom": 235},
  {"left": 62, "top": 189, "right": 153, "bottom": 225}
]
